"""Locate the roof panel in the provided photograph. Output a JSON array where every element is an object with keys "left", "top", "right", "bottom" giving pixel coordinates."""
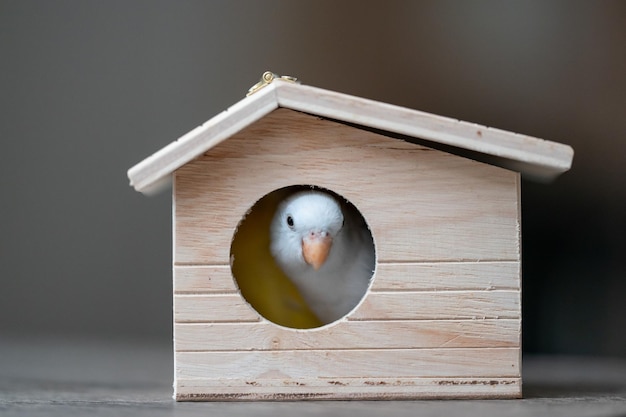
[{"left": 128, "top": 80, "right": 573, "bottom": 194}]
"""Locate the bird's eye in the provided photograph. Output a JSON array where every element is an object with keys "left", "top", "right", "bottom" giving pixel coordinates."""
[{"left": 286, "top": 215, "right": 294, "bottom": 228}]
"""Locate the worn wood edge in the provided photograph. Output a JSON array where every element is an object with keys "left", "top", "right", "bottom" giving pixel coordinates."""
[
  {"left": 174, "top": 377, "right": 521, "bottom": 401},
  {"left": 127, "top": 83, "right": 279, "bottom": 194},
  {"left": 175, "top": 348, "right": 520, "bottom": 380},
  {"left": 173, "top": 319, "right": 520, "bottom": 351},
  {"left": 274, "top": 82, "right": 573, "bottom": 180}
]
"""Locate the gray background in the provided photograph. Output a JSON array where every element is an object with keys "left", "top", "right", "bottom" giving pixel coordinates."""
[{"left": 1, "top": 1, "right": 624, "bottom": 356}]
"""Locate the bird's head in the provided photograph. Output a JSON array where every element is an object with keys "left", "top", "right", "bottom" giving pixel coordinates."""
[{"left": 270, "top": 191, "right": 344, "bottom": 271}]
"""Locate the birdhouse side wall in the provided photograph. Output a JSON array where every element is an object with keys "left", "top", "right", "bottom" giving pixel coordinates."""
[{"left": 172, "top": 108, "right": 521, "bottom": 400}]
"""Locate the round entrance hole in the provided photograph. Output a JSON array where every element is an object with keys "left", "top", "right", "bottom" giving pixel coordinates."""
[{"left": 230, "top": 185, "right": 376, "bottom": 329}]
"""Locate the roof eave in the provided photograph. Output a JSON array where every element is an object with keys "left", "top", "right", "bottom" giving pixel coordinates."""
[{"left": 127, "top": 83, "right": 280, "bottom": 194}]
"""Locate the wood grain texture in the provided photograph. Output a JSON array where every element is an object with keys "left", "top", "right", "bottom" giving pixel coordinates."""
[
  {"left": 374, "top": 261, "right": 520, "bottom": 290},
  {"left": 350, "top": 290, "right": 519, "bottom": 321},
  {"left": 175, "top": 348, "right": 519, "bottom": 380},
  {"left": 174, "top": 294, "right": 260, "bottom": 323},
  {"left": 175, "top": 377, "right": 521, "bottom": 400},
  {"left": 174, "top": 108, "right": 521, "bottom": 265},
  {"left": 173, "top": 261, "right": 520, "bottom": 294},
  {"left": 174, "top": 266, "right": 237, "bottom": 294},
  {"left": 175, "top": 290, "right": 519, "bottom": 323},
  {"left": 174, "top": 319, "right": 520, "bottom": 351}
]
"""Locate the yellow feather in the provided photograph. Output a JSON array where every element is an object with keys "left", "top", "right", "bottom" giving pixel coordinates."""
[{"left": 230, "top": 189, "right": 322, "bottom": 329}]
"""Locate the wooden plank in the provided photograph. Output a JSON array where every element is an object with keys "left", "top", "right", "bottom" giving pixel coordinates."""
[
  {"left": 174, "top": 290, "right": 519, "bottom": 323},
  {"left": 173, "top": 262, "right": 520, "bottom": 294},
  {"left": 174, "top": 319, "right": 520, "bottom": 351},
  {"left": 175, "top": 294, "right": 260, "bottom": 323},
  {"left": 174, "top": 266, "right": 237, "bottom": 294},
  {"left": 174, "top": 109, "right": 520, "bottom": 265},
  {"left": 275, "top": 81, "right": 573, "bottom": 181},
  {"left": 372, "top": 261, "right": 520, "bottom": 291},
  {"left": 175, "top": 377, "right": 521, "bottom": 400},
  {"left": 351, "top": 290, "right": 519, "bottom": 321},
  {"left": 175, "top": 347, "right": 520, "bottom": 379}
]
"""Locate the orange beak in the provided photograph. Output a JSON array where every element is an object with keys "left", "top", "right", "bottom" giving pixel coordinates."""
[{"left": 302, "top": 232, "right": 333, "bottom": 270}]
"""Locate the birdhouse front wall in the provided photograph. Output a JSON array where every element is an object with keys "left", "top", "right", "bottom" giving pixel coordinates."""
[{"left": 172, "top": 108, "right": 521, "bottom": 400}]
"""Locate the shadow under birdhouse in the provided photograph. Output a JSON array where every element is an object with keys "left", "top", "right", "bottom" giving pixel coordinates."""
[{"left": 230, "top": 185, "right": 376, "bottom": 329}]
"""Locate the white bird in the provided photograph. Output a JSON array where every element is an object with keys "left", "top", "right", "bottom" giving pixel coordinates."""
[{"left": 270, "top": 190, "right": 375, "bottom": 324}]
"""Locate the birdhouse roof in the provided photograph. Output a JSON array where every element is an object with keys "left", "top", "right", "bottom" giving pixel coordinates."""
[{"left": 128, "top": 78, "right": 573, "bottom": 194}]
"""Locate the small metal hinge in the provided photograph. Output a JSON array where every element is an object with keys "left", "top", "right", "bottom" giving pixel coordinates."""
[{"left": 247, "top": 71, "right": 299, "bottom": 96}]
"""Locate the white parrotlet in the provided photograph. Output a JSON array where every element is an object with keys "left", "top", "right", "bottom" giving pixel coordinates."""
[{"left": 270, "top": 190, "right": 375, "bottom": 324}]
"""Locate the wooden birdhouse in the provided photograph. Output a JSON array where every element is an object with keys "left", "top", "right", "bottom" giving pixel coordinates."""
[{"left": 127, "top": 72, "right": 573, "bottom": 400}]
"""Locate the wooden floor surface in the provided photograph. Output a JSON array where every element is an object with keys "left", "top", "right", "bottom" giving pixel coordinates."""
[{"left": 1, "top": 336, "right": 625, "bottom": 417}]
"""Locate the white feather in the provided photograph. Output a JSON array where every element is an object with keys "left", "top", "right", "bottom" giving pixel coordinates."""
[{"left": 270, "top": 190, "right": 375, "bottom": 323}]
